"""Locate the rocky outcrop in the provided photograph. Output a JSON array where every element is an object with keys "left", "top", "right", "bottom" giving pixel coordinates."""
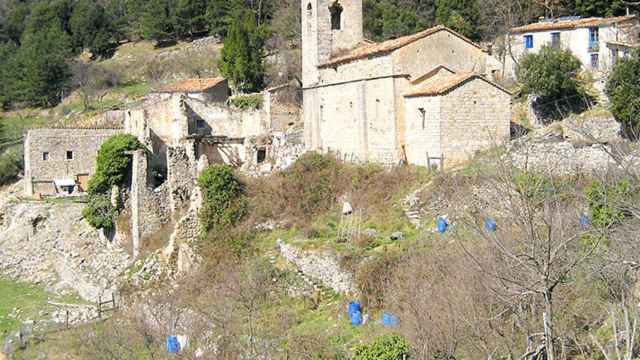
[
  {"left": 0, "top": 201, "right": 130, "bottom": 302},
  {"left": 277, "top": 239, "right": 357, "bottom": 295}
]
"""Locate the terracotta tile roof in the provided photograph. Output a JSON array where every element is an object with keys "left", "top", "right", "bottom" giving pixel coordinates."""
[
  {"left": 410, "top": 65, "right": 455, "bottom": 85},
  {"left": 320, "top": 25, "right": 485, "bottom": 68},
  {"left": 158, "top": 77, "right": 227, "bottom": 93},
  {"left": 404, "top": 72, "right": 511, "bottom": 97},
  {"left": 511, "top": 15, "right": 637, "bottom": 33}
]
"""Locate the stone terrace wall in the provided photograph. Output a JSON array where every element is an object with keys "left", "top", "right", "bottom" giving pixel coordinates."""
[{"left": 24, "top": 128, "right": 123, "bottom": 196}]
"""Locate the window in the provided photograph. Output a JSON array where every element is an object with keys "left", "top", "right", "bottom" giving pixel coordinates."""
[
  {"left": 418, "top": 108, "right": 426, "bottom": 130},
  {"left": 551, "top": 32, "right": 561, "bottom": 48},
  {"left": 197, "top": 119, "right": 206, "bottom": 129},
  {"left": 611, "top": 48, "right": 619, "bottom": 65},
  {"left": 589, "top": 27, "right": 599, "bottom": 51},
  {"left": 591, "top": 53, "right": 599, "bottom": 69},
  {"left": 257, "top": 148, "right": 267, "bottom": 164},
  {"left": 66, "top": 151, "right": 74, "bottom": 160},
  {"left": 42, "top": 152, "right": 49, "bottom": 161},
  {"left": 307, "top": 3, "right": 312, "bottom": 16},
  {"left": 524, "top": 35, "right": 534, "bottom": 49},
  {"left": 329, "top": 1, "right": 343, "bottom": 30}
]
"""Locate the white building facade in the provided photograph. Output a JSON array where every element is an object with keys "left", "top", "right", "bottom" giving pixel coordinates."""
[{"left": 506, "top": 15, "right": 639, "bottom": 79}]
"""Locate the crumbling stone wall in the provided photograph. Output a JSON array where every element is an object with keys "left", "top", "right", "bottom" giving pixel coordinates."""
[{"left": 24, "top": 128, "right": 123, "bottom": 196}]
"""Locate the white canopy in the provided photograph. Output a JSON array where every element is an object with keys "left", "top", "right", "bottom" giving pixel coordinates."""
[{"left": 54, "top": 178, "right": 76, "bottom": 187}]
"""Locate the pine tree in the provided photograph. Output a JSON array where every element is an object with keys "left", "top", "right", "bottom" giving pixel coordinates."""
[
  {"left": 206, "top": 0, "right": 234, "bottom": 38},
  {"left": 141, "top": 0, "right": 173, "bottom": 42},
  {"left": 435, "top": 0, "right": 482, "bottom": 40},
  {"left": 70, "top": 0, "right": 114, "bottom": 57},
  {"left": 172, "top": 0, "right": 207, "bottom": 38},
  {"left": 10, "top": 23, "right": 72, "bottom": 106},
  {"left": 218, "top": 8, "right": 266, "bottom": 93},
  {"left": 571, "top": 0, "right": 628, "bottom": 17}
]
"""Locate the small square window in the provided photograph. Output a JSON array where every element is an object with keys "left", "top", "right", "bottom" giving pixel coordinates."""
[
  {"left": 257, "top": 148, "right": 267, "bottom": 164},
  {"left": 42, "top": 152, "right": 49, "bottom": 161},
  {"left": 197, "top": 119, "right": 206, "bottom": 129},
  {"left": 524, "top": 35, "right": 534, "bottom": 49},
  {"left": 591, "top": 53, "right": 599, "bottom": 69},
  {"left": 551, "top": 32, "right": 560, "bottom": 48},
  {"left": 66, "top": 151, "right": 74, "bottom": 160}
]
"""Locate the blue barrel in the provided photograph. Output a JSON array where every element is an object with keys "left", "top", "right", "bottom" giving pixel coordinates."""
[
  {"left": 348, "top": 301, "right": 361, "bottom": 316},
  {"left": 437, "top": 217, "right": 449, "bottom": 234},
  {"left": 580, "top": 214, "right": 590, "bottom": 228},
  {"left": 484, "top": 218, "right": 497, "bottom": 232},
  {"left": 382, "top": 312, "right": 400, "bottom": 327},
  {"left": 351, "top": 311, "right": 363, "bottom": 326},
  {"left": 167, "top": 336, "right": 180, "bottom": 353}
]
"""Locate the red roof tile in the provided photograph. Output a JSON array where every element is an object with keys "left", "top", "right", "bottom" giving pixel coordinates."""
[
  {"left": 511, "top": 15, "right": 637, "bottom": 33},
  {"left": 320, "top": 25, "right": 486, "bottom": 68},
  {"left": 404, "top": 72, "right": 511, "bottom": 97}
]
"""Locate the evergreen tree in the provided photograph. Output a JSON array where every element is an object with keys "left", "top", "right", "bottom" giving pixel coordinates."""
[
  {"left": 206, "top": 0, "right": 234, "bottom": 38},
  {"left": 218, "top": 8, "right": 266, "bottom": 93},
  {"left": 10, "top": 23, "right": 72, "bottom": 106},
  {"left": 364, "top": 0, "right": 433, "bottom": 41},
  {"left": 5, "top": 0, "right": 34, "bottom": 44},
  {"left": 70, "top": 0, "right": 114, "bottom": 57},
  {"left": 0, "top": 42, "right": 18, "bottom": 108},
  {"left": 141, "top": 0, "right": 174, "bottom": 41},
  {"left": 435, "top": 0, "right": 482, "bottom": 40},
  {"left": 571, "top": 0, "right": 628, "bottom": 17},
  {"left": 172, "top": 0, "right": 207, "bottom": 38},
  {"left": 23, "top": 0, "right": 73, "bottom": 39}
]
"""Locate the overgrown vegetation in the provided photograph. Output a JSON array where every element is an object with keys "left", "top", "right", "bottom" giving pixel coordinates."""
[
  {"left": 83, "top": 134, "right": 143, "bottom": 230},
  {"left": 355, "top": 333, "right": 410, "bottom": 360},
  {"left": 606, "top": 49, "right": 640, "bottom": 135},
  {"left": 229, "top": 94, "right": 263, "bottom": 110},
  {"left": 198, "top": 164, "right": 246, "bottom": 233}
]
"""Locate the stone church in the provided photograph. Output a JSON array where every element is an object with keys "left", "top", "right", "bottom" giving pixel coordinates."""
[{"left": 302, "top": 0, "right": 512, "bottom": 167}]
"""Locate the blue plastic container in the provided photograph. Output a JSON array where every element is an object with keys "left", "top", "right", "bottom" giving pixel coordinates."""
[
  {"left": 580, "top": 214, "right": 590, "bottom": 228},
  {"left": 382, "top": 312, "right": 400, "bottom": 327},
  {"left": 167, "top": 336, "right": 180, "bottom": 353},
  {"left": 351, "top": 311, "right": 363, "bottom": 326},
  {"left": 348, "top": 301, "right": 362, "bottom": 316},
  {"left": 484, "top": 218, "right": 497, "bottom": 232},
  {"left": 437, "top": 217, "right": 449, "bottom": 234}
]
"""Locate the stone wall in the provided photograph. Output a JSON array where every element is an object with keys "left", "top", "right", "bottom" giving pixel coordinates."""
[
  {"left": 277, "top": 239, "right": 357, "bottom": 295},
  {"left": 439, "top": 79, "right": 512, "bottom": 164},
  {"left": 404, "top": 96, "right": 442, "bottom": 167},
  {"left": 24, "top": 128, "right": 123, "bottom": 196}
]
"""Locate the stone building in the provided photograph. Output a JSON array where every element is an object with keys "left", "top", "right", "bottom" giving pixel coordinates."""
[
  {"left": 302, "top": 0, "right": 510, "bottom": 166},
  {"left": 150, "top": 77, "right": 231, "bottom": 103},
  {"left": 403, "top": 67, "right": 512, "bottom": 168},
  {"left": 24, "top": 128, "right": 123, "bottom": 197}
]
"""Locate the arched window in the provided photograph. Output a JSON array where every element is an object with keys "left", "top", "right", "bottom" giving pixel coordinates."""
[
  {"left": 307, "top": 3, "right": 312, "bottom": 16},
  {"left": 329, "top": 1, "right": 343, "bottom": 30}
]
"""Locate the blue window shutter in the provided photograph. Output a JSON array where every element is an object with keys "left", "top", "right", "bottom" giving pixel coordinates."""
[{"left": 524, "top": 35, "right": 533, "bottom": 49}]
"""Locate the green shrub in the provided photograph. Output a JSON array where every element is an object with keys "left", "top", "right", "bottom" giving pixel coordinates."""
[
  {"left": 513, "top": 171, "right": 553, "bottom": 204},
  {"left": 88, "top": 134, "right": 143, "bottom": 194},
  {"left": 229, "top": 94, "right": 263, "bottom": 110},
  {"left": 354, "top": 334, "right": 410, "bottom": 360},
  {"left": 606, "top": 50, "right": 640, "bottom": 133},
  {"left": 518, "top": 46, "right": 582, "bottom": 99},
  {"left": 82, "top": 193, "right": 118, "bottom": 229},
  {"left": 198, "top": 164, "right": 246, "bottom": 232},
  {"left": 585, "top": 179, "right": 631, "bottom": 228},
  {"left": 0, "top": 147, "right": 23, "bottom": 186}
]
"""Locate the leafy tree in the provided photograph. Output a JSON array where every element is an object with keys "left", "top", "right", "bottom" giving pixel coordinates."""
[
  {"left": 9, "top": 23, "right": 72, "bottom": 106},
  {"left": 435, "top": 0, "right": 482, "bottom": 40},
  {"left": 606, "top": 50, "right": 640, "bottom": 132},
  {"left": 88, "top": 134, "right": 144, "bottom": 194},
  {"left": 23, "top": 0, "right": 73, "bottom": 39},
  {"left": 83, "top": 193, "right": 119, "bottom": 229},
  {"left": 141, "top": 0, "right": 174, "bottom": 42},
  {"left": 517, "top": 45, "right": 582, "bottom": 99},
  {"left": 198, "top": 164, "right": 246, "bottom": 232},
  {"left": 354, "top": 334, "right": 410, "bottom": 360},
  {"left": 585, "top": 179, "right": 631, "bottom": 229},
  {"left": 218, "top": 8, "right": 267, "bottom": 93}
]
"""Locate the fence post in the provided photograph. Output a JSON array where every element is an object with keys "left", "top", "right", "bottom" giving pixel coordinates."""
[{"left": 66, "top": 310, "right": 69, "bottom": 329}]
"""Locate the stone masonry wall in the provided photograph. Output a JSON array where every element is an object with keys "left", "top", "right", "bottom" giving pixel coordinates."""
[
  {"left": 24, "top": 128, "right": 123, "bottom": 196},
  {"left": 440, "top": 79, "right": 512, "bottom": 164}
]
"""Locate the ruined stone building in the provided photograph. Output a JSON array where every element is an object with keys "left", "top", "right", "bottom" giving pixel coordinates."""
[
  {"left": 24, "top": 128, "right": 123, "bottom": 197},
  {"left": 302, "top": 0, "right": 511, "bottom": 167}
]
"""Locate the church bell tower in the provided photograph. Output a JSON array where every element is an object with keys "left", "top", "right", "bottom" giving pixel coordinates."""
[{"left": 301, "top": 0, "right": 363, "bottom": 87}]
